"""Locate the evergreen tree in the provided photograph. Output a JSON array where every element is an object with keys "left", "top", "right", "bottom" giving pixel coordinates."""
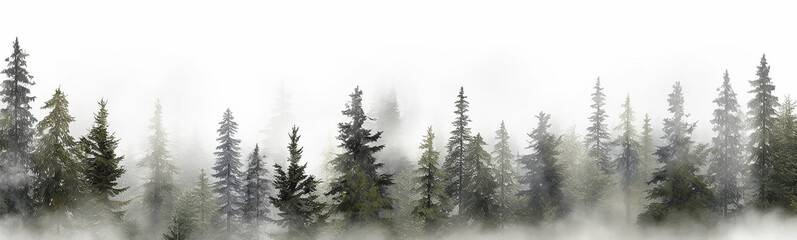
[
  {"left": 327, "top": 86, "right": 393, "bottom": 225},
  {"left": 443, "top": 86, "right": 473, "bottom": 217},
  {"left": 31, "top": 88, "right": 81, "bottom": 218},
  {"left": 586, "top": 77, "right": 613, "bottom": 174},
  {"left": 162, "top": 203, "right": 195, "bottom": 240},
  {"left": 264, "top": 82, "right": 295, "bottom": 166},
  {"left": 639, "top": 114, "right": 656, "bottom": 180},
  {"left": 614, "top": 94, "right": 640, "bottom": 223},
  {"left": 559, "top": 127, "right": 610, "bottom": 215},
  {"left": 212, "top": 108, "right": 244, "bottom": 235},
  {"left": 0, "top": 37, "right": 37, "bottom": 216},
  {"left": 81, "top": 99, "right": 129, "bottom": 221},
  {"left": 747, "top": 54, "right": 779, "bottom": 208},
  {"left": 638, "top": 82, "right": 716, "bottom": 225},
  {"left": 271, "top": 126, "right": 326, "bottom": 240},
  {"left": 518, "top": 112, "right": 568, "bottom": 223},
  {"left": 491, "top": 121, "right": 516, "bottom": 223},
  {"left": 374, "top": 87, "right": 412, "bottom": 174},
  {"left": 138, "top": 100, "right": 178, "bottom": 235},
  {"left": 412, "top": 127, "right": 450, "bottom": 233},
  {"left": 462, "top": 134, "right": 499, "bottom": 228},
  {"left": 771, "top": 96, "right": 797, "bottom": 212},
  {"left": 187, "top": 169, "right": 221, "bottom": 239},
  {"left": 241, "top": 144, "right": 272, "bottom": 237},
  {"left": 708, "top": 70, "right": 744, "bottom": 217}
]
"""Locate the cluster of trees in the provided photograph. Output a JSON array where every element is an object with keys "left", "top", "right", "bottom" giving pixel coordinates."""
[{"left": 3, "top": 38, "right": 797, "bottom": 240}]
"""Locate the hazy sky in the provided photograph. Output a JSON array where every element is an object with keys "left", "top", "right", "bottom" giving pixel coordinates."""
[{"left": 2, "top": 0, "right": 797, "bottom": 173}]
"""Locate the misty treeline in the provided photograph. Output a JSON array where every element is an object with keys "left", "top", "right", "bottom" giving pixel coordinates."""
[{"left": 1, "top": 37, "right": 796, "bottom": 240}]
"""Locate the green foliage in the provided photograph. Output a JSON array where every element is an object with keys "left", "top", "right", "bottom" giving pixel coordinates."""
[
  {"left": 519, "top": 112, "right": 568, "bottom": 224},
  {"left": 241, "top": 144, "right": 272, "bottom": 237},
  {"left": 163, "top": 169, "right": 221, "bottom": 240},
  {"left": 560, "top": 127, "right": 611, "bottom": 214},
  {"left": 492, "top": 122, "right": 517, "bottom": 224},
  {"left": 586, "top": 78, "right": 612, "bottom": 174},
  {"left": 708, "top": 71, "right": 745, "bottom": 217},
  {"left": 462, "top": 134, "right": 499, "bottom": 228},
  {"left": 443, "top": 87, "right": 473, "bottom": 217},
  {"left": 614, "top": 95, "right": 641, "bottom": 222},
  {"left": 211, "top": 108, "right": 244, "bottom": 234},
  {"left": 771, "top": 96, "right": 797, "bottom": 212},
  {"left": 412, "top": 127, "right": 449, "bottom": 233},
  {"left": 747, "top": 54, "right": 779, "bottom": 208},
  {"left": 138, "top": 100, "right": 179, "bottom": 234}
]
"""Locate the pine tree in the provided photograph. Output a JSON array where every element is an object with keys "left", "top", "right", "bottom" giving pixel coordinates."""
[
  {"left": 491, "top": 121, "right": 516, "bottom": 223},
  {"left": 31, "top": 88, "right": 81, "bottom": 217},
  {"left": 241, "top": 144, "right": 272, "bottom": 238},
  {"left": 747, "top": 54, "right": 779, "bottom": 208},
  {"left": 614, "top": 94, "right": 640, "bottom": 223},
  {"left": 586, "top": 77, "right": 612, "bottom": 174},
  {"left": 138, "top": 100, "right": 178, "bottom": 235},
  {"left": 639, "top": 114, "right": 656, "bottom": 180},
  {"left": 81, "top": 99, "right": 129, "bottom": 221},
  {"left": 638, "top": 82, "right": 716, "bottom": 225},
  {"left": 375, "top": 87, "right": 412, "bottom": 174},
  {"left": 559, "top": 126, "right": 610, "bottom": 214},
  {"left": 0, "top": 37, "right": 37, "bottom": 216},
  {"left": 771, "top": 97, "right": 797, "bottom": 212},
  {"left": 186, "top": 169, "right": 221, "bottom": 239},
  {"left": 443, "top": 86, "right": 473, "bottom": 217},
  {"left": 412, "top": 127, "right": 450, "bottom": 233},
  {"left": 708, "top": 70, "right": 744, "bottom": 217},
  {"left": 212, "top": 108, "right": 244, "bottom": 235},
  {"left": 271, "top": 126, "right": 325, "bottom": 240},
  {"left": 162, "top": 203, "right": 195, "bottom": 240},
  {"left": 519, "top": 112, "right": 568, "bottom": 224},
  {"left": 327, "top": 86, "right": 393, "bottom": 226},
  {"left": 462, "top": 134, "right": 499, "bottom": 228}
]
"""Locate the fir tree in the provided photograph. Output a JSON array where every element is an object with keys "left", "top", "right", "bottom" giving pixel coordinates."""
[
  {"left": 0, "top": 37, "right": 37, "bottom": 216},
  {"left": 241, "top": 144, "right": 272, "bottom": 238},
  {"left": 271, "top": 126, "right": 325, "bottom": 240},
  {"left": 771, "top": 97, "right": 797, "bottom": 212},
  {"left": 187, "top": 169, "right": 221, "bottom": 239},
  {"left": 559, "top": 126, "right": 610, "bottom": 214},
  {"left": 519, "top": 112, "right": 568, "bottom": 224},
  {"left": 81, "top": 99, "right": 129, "bottom": 221},
  {"left": 639, "top": 114, "right": 656, "bottom": 180},
  {"left": 138, "top": 100, "right": 178, "bottom": 235},
  {"left": 461, "top": 134, "right": 499, "bottom": 228},
  {"left": 412, "top": 127, "right": 450, "bottom": 233},
  {"left": 491, "top": 121, "right": 516, "bottom": 223},
  {"left": 708, "top": 70, "right": 744, "bottom": 217},
  {"left": 212, "top": 108, "right": 244, "bottom": 235},
  {"left": 586, "top": 77, "right": 612, "bottom": 174},
  {"left": 31, "top": 88, "right": 81, "bottom": 217},
  {"left": 443, "top": 86, "right": 473, "bottom": 217},
  {"left": 162, "top": 203, "right": 195, "bottom": 240},
  {"left": 327, "top": 86, "right": 393, "bottom": 226},
  {"left": 747, "top": 54, "right": 779, "bottom": 208},
  {"left": 614, "top": 94, "right": 640, "bottom": 223},
  {"left": 638, "top": 82, "right": 716, "bottom": 225},
  {"left": 375, "top": 87, "right": 412, "bottom": 174}
]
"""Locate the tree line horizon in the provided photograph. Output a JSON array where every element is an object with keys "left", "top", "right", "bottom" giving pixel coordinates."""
[{"left": 1, "top": 37, "right": 795, "bottom": 240}]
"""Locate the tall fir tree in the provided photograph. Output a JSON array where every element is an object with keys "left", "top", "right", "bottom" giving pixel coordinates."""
[
  {"left": 0, "top": 38, "right": 37, "bottom": 215},
  {"left": 491, "top": 121, "right": 516, "bottom": 223},
  {"left": 164, "top": 169, "right": 221, "bottom": 240},
  {"left": 80, "top": 99, "right": 129, "bottom": 221},
  {"left": 443, "top": 86, "right": 473, "bottom": 217},
  {"left": 708, "top": 70, "right": 745, "bottom": 217},
  {"left": 613, "top": 94, "right": 641, "bottom": 223},
  {"left": 519, "top": 112, "right": 568, "bottom": 224},
  {"left": 271, "top": 126, "right": 325, "bottom": 240},
  {"left": 374, "top": 87, "right": 412, "bottom": 174},
  {"left": 327, "top": 86, "right": 393, "bottom": 226},
  {"left": 586, "top": 77, "right": 613, "bottom": 174},
  {"left": 771, "top": 96, "right": 797, "bottom": 212},
  {"left": 138, "top": 100, "right": 178, "bottom": 235},
  {"left": 639, "top": 114, "right": 656, "bottom": 181},
  {"left": 462, "top": 134, "right": 499, "bottom": 228},
  {"left": 747, "top": 54, "right": 779, "bottom": 208},
  {"left": 212, "top": 108, "right": 244, "bottom": 235},
  {"left": 638, "top": 82, "right": 715, "bottom": 225},
  {"left": 31, "top": 88, "right": 81, "bottom": 218},
  {"left": 412, "top": 127, "right": 450, "bottom": 233},
  {"left": 241, "top": 144, "right": 272, "bottom": 237}
]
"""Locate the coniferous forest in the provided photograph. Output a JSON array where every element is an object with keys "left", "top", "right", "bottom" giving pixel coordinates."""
[{"left": 3, "top": 1, "right": 797, "bottom": 240}]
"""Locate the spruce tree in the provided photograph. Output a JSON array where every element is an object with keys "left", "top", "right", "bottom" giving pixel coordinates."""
[
  {"left": 559, "top": 126, "right": 610, "bottom": 214},
  {"left": 462, "top": 134, "right": 499, "bottom": 228},
  {"left": 771, "top": 97, "right": 797, "bottom": 212},
  {"left": 327, "top": 86, "right": 393, "bottom": 225},
  {"left": 0, "top": 37, "right": 37, "bottom": 216},
  {"left": 638, "top": 82, "right": 715, "bottom": 225},
  {"left": 375, "top": 87, "right": 412, "bottom": 174},
  {"left": 708, "top": 70, "right": 744, "bottom": 217},
  {"left": 271, "top": 126, "right": 325, "bottom": 240},
  {"left": 241, "top": 144, "right": 272, "bottom": 237},
  {"left": 586, "top": 77, "right": 612, "bottom": 174},
  {"left": 747, "top": 54, "right": 779, "bottom": 208},
  {"left": 212, "top": 108, "right": 244, "bottom": 235},
  {"left": 412, "top": 127, "right": 449, "bottom": 233},
  {"left": 613, "top": 94, "right": 640, "bottom": 222},
  {"left": 639, "top": 114, "right": 655, "bottom": 180},
  {"left": 31, "top": 88, "right": 81, "bottom": 217},
  {"left": 443, "top": 86, "right": 473, "bottom": 217},
  {"left": 491, "top": 121, "right": 516, "bottom": 223},
  {"left": 138, "top": 100, "right": 178, "bottom": 235},
  {"left": 81, "top": 99, "right": 129, "bottom": 221},
  {"left": 187, "top": 169, "right": 220, "bottom": 239},
  {"left": 519, "top": 112, "right": 567, "bottom": 224}
]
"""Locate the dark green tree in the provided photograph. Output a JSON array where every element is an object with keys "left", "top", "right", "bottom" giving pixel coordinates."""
[
  {"left": 412, "top": 127, "right": 450, "bottom": 233},
  {"left": 241, "top": 144, "right": 272, "bottom": 238},
  {"left": 462, "top": 134, "right": 498, "bottom": 228},
  {"left": 586, "top": 77, "right": 612, "bottom": 174},
  {"left": 518, "top": 112, "right": 567, "bottom": 224},
  {"left": 212, "top": 108, "right": 244, "bottom": 235},
  {"left": 638, "top": 82, "right": 716, "bottom": 225},
  {"left": 138, "top": 100, "right": 178, "bottom": 235},
  {"left": 271, "top": 126, "right": 325, "bottom": 240},
  {"left": 0, "top": 37, "right": 37, "bottom": 216},
  {"left": 443, "top": 87, "right": 473, "bottom": 218},
  {"left": 613, "top": 94, "right": 640, "bottom": 223},
  {"left": 708, "top": 70, "right": 745, "bottom": 217},
  {"left": 747, "top": 54, "right": 779, "bottom": 208},
  {"left": 639, "top": 114, "right": 656, "bottom": 180},
  {"left": 491, "top": 121, "right": 516, "bottom": 223},
  {"left": 771, "top": 97, "right": 797, "bottom": 212}
]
